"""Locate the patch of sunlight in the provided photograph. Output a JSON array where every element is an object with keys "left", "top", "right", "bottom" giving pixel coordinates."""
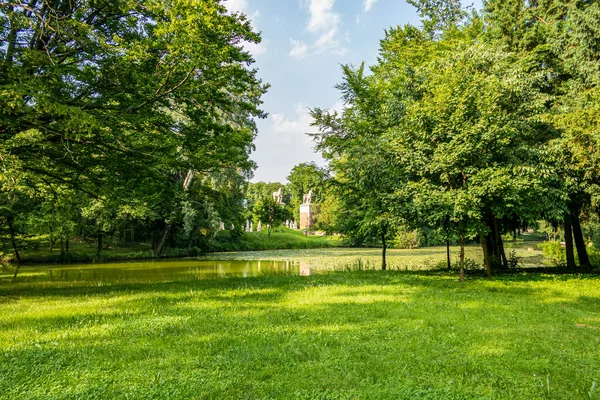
[
  {"left": 221, "top": 308, "right": 273, "bottom": 318},
  {"left": 267, "top": 323, "right": 363, "bottom": 335},
  {"left": 470, "top": 344, "right": 507, "bottom": 356},
  {"left": 458, "top": 301, "right": 484, "bottom": 309},
  {"left": 212, "top": 287, "right": 283, "bottom": 299},
  {"left": 284, "top": 285, "right": 413, "bottom": 307},
  {"left": 541, "top": 296, "right": 579, "bottom": 304}
]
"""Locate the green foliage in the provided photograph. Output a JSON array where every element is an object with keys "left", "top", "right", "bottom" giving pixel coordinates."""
[
  {"left": 252, "top": 197, "right": 291, "bottom": 236},
  {"left": 507, "top": 249, "right": 521, "bottom": 269},
  {"left": 538, "top": 241, "right": 567, "bottom": 266},
  {"left": 407, "top": 0, "right": 468, "bottom": 37},
  {"left": 582, "top": 220, "right": 600, "bottom": 250},
  {"left": 286, "top": 162, "right": 329, "bottom": 221},
  {"left": 0, "top": 0, "right": 267, "bottom": 257},
  {"left": 245, "top": 182, "right": 288, "bottom": 214},
  {"left": 393, "top": 230, "right": 421, "bottom": 249}
]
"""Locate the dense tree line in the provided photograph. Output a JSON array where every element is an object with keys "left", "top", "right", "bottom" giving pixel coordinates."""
[
  {"left": 3, "top": 0, "right": 599, "bottom": 274},
  {"left": 311, "top": 0, "right": 600, "bottom": 277}
]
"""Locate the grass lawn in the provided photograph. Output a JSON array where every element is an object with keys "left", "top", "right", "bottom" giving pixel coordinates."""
[{"left": 1, "top": 271, "right": 599, "bottom": 399}]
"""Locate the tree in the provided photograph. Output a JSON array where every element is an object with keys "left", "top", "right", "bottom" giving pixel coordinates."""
[
  {"left": 245, "top": 182, "right": 288, "bottom": 216},
  {"left": 286, "top": 162, "right": 328, "bottom": 222},
  {"left": 311, "top": 64, "right": 402, "bottom": 270},
  {"left": 483, "top": 0, "right": 600, "bottom": 268},
  {"left": 1, "top": 0, "right": 267, "bottom": 259},
  {"left": 312, "top": 1, "right": 559, "bottom": 278},
  {"left": 381, "top": 33, "right": 552, "bottom": 275},
  {"left": 252, "top": 197, "right": 289, "bottom": 237}
]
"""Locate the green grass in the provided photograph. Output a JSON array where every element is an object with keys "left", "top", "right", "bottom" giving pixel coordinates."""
[{"left": 1, "top": 271, "right": 599, "bottom": 399}]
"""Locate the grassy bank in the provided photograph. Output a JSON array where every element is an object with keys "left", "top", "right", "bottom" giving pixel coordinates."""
[
  {"left": 4, "top": 229, "right": 340, "bottom": 265},
  {"left": 1, "top": 272, "right": 599, "bottom": 399},
  {"left": 211, "top": 228, "right": 341, "bottom": 252}
]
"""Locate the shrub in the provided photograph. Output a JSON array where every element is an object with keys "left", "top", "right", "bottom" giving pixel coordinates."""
[
  {"left": 507, "top": 249, "right": 521, "bottom": 269},
  {"left": 393, "top": 230, "right": 421, "bottom": 249},
  {"left": 537, "top": 241, "right": 566, "bottom": 266}
]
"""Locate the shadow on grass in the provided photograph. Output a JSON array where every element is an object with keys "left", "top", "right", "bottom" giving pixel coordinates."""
[
  {"left": 1, "top": 267, "right": 599, "bottom": 304},
  {"left": 1, "top": 271, "right": 599, "bottom": 399}
]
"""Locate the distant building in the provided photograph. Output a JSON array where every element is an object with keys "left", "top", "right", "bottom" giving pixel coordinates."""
[
  {"left": 299, "top": 203, "right": 313, "bottom": 230},
  {"left": 299, "top": 190, "right": 314, "bottom": 230}
]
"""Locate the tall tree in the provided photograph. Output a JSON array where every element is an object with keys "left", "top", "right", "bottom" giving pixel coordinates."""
[
  {"left": 286, "top": 162, "right": 328, "bottom": 222},
  {"left": 1, "top": 0, "right": 267, "bottom": 257},
  {"left": 483, "top": 0, "right": 600, "bottom": 268}
]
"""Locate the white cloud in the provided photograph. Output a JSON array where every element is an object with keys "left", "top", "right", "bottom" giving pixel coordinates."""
[
  {"left": 271, "top": 101, "right": 344, "bottom": 142},
  {"left": 306, "top": 0, "right": 340, "bottom": 33},
  {"left": 364, "top": 0, "right": 379, "bottom": 12},
  {"left": 289, "top": 39, "right": 309, "bottom": 59},
  {"left": 271, "top": 103, "right": 314, "bottom": 143},
  {"left": 289, "top": 0, "right": 347, "bottom": 59},
  {"left": 245, "top": 41, "right": 267, "bottom": 56},
  {"left": 225, "top": 0, "right": 248, "bottom": 13},
  {"left": 331, "top": 100, "right": 345, "bottom": 114}
]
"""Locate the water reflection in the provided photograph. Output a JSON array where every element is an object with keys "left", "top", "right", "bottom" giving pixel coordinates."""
[
  {"left": 11, "top": 259, "right": 319, "bottom": 284},
  {"left": 300, "top": 261, "right": 311, "bottom": 276}
]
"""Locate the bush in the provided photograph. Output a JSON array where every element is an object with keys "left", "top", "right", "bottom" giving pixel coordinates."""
[
  {"left": 438, "top": 258, "right": 482, "bottom": 271},
  {"left": 582, "top": 221, "right": 600, "bottom": 249},
  {"left": 393, "top": 230, "right": 421, "bottom": 249},
  {"left": 507, "top": 249, "right": 521, "bottom": 269},
  {"left": 589, "top": 246, "right": 600, "bottom": 267},
  {"left": 537, "top": 241, "right": 566, "bottom": 266}
]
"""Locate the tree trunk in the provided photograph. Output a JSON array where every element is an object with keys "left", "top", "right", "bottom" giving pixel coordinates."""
[
  {"left": 49, "top": 226, "right": 54, "bottom": 252},
  {"left": 7, "top": 219, "right": 21, "bottom": 264},
  {"left": 493, "top": 218, "right": 508, "bottom": 270},
  {"left": 564, "top": 216, "right": 576, "bottom": 269},
  {"left": 105, "top": 232, "right": 115, "bottom": 250},
  {"left": 459, "top": 232, "right": 465, "bottom": 282},
  {"left": 60, "top": 238, "right": 65, "bottom": 255},
  {"left": 65, "top": 238, "right": 69, "bottom": 253},
  {"left": 12, "top": 264, "right": 21, "bottom": 282},
  {"left": 480, "top": 231, "right": 492, "bottom": 277},
  {"left": 570, "top": 207, "right": 591, "bottom": 269},
  {"left": 446, "top": 239, "right": 451, "bottom": 271},
  {"left": 381, "top": 230, "right": 387, "bottom": 271},
  {"left": 155, "top": 225, "right": 170, "bottom": 256},
  {"left": 156, "top": 170, "right": 194, "bottom": 256},
  {"left": 97, "top": 233, "right": 103, "bottom": 257}
]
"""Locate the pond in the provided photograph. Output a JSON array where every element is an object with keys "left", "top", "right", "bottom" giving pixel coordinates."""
[{"left": 3, "top": 259, "right": 318, "bottom": 285}]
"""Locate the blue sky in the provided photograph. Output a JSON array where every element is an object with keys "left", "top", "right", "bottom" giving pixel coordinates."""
[{"left": 225, "top": 0, "right": 481, "bottom": 183}]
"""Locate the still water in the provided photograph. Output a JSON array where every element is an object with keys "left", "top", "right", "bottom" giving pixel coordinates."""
[{"left": 8, "top": 259, "right": 317, "bottom": 284}]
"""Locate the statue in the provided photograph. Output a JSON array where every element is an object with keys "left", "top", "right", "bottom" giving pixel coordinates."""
[
  {"left": 303, "top": 190, "right": 313, "bottom": 204},
  {"left": 272, "top": 188, "right": 283, "bottom": 204}
]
